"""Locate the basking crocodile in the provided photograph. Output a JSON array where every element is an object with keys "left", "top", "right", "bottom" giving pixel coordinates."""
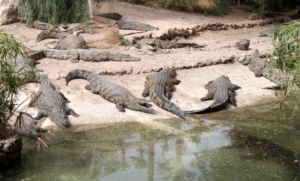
[
  {"left": 135, "top": 39, "right": 203, "bottom": 51},
  {"left": 13, "top": 51, "right": 44, "bottom": 72},
  {"left": 33, "top": 21, "right": 54, "bottom": 30},
  {"left": 184, "top": 75, "right": 241, "bottom": 114},
  {"left": 14, "top": 113, "right": 53, "bottom": 139},
  {"left": 240, "top": 49, "right": 266, "bottom": 77},
  {"left": 11, "top": 51, "right": 44, "bottom": 82},
  {"left": 33, "top": 21, "right": 84, "bottom": 34},
  {"left": 42, "top": 49, "right": 140, "bottom": 63},
  {"left": 66, "top": 69, "right": 154, "bottom": 113},
  {"left": 29, "top": 75, "right": 79, "bottom": 128},
  {"left": 142, "top": 68, "right": 184, "bottom": 119},
  {"left": 97, "top": 13, "right": 159, "bottom": 31},
  {"left": 36, "top": 30, "right": 88, "bottom": 50},
  {"left": 240, "top": 49, "right": 286, "bottom": 85}
]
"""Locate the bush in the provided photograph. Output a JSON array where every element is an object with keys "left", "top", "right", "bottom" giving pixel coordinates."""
[
  {"left": 18, "top": 0, "right": 91, "bottom": 27},
  {"left": 204, "top": 0, "right": 231, "bottom": 16},
  {"left": 0, "top": 32, "right": 33, "bottom": 138},
  {"left": 269, "top": 20, "right": 300, "bottom": 108}
]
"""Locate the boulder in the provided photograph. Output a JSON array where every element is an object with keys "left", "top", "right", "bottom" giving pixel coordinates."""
[
  {"left": 0, "top": 0, "right": 18, "bottom": 25},
  {"left": 236, "top": 39, "right": 250, "bottom": 50}
]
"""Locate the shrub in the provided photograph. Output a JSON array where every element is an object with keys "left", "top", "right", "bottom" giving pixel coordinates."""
[
  {"left": 0, "top": 32, "right": 33, "bottom": 138},
  {"left": 18, "top": 0, "right": 91, "bottom": 27},
  {"left": 269, "top": 20, "right": 300, "bottom": 108}
]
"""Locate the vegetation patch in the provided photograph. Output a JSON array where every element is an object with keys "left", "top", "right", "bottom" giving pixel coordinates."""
[
  {"left": 18, "top": 0, "right": 91, "bottom": 27},
  {"left": 269, "top": 20, "right": 300, "bottom": 108}
]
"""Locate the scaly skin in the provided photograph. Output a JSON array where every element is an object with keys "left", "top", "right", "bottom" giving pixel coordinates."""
[
  {"left": 142, "top": 68, "right": 184, "bottom": 119},
  {"left": 66, "top": 69, "right": 154, "bottom": 113},
  {"left": 135, "top": 39, "right": 201, "bottom": 51},
  {"left": 33, "top": 21, "right": 54, "bottom": 30},
  {"left": 12, "top": 51, "right": 44, "bottom": 82},
  {"left": 42, "top": 49, "right": 140, "bottom": 63},
  {"left": 97, "top": 13, "right": 159, "bottom": 31},
  {"left": 248, "top": 49, "right": 266, "bottom": 77},
  {"left": 36, "top": 30, "right": 88, "bottom": 50},
  {"left": 240, "top": 49, "right": 287, "bottom": 85},
  {"left": 184, "top": 75, "right": 241, "bottom": 114},
  {"left": 33, "top": 21, "right": 83, "bottom": 33},
  {"left": 14, "top": 113, "right": 53, "bottom": 139},
  {"left": 29, "top": 75, "right": 79, "bottom": 128}
]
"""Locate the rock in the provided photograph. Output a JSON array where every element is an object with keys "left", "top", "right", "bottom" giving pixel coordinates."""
[
  {"left": 0, "top": 134, "right": 22, "bottom": 170},
  {"left": 236, "top": 39, "right": 250, "bottom": 51},
  {"left": 0, "top": 0, "right": 18, "bottom": 25},
  {"left": 248, "top": 13, "right": 265, "bottom": 20},
  {"left": 259, "top": 25, "right": 275, "bottom": 37}
]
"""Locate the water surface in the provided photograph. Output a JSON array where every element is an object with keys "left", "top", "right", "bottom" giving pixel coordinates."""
[{"left": 2, "top": 104, "right": 300, "bottom": 181}]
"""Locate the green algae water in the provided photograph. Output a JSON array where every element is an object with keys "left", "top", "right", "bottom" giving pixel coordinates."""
[{"left": 2, "top": 103, "right": 300, "bottom": 181}]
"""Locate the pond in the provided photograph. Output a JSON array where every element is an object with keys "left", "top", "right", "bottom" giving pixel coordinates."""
[{"left": 2, "top": 103, "right": 300, "bottom": 181}]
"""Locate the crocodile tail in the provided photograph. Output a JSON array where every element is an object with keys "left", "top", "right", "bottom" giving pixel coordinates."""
[
  {"left": 183, "top": 109, "right": 206, "bottom": 114},
  {"left": 151, "top": 92, "right": 185, "bottom": 119},
  {"left": 65, "top": 69, "right": 92, "bottom": 85},
  {"left": 27, "top": 50, "right": 44, "bottom": 61},
  {"left": 36, "top": 30, "right": 60, "bottom": 42},
  {"left": 97, "top": 13, "right": 122, "bottom": 20}
]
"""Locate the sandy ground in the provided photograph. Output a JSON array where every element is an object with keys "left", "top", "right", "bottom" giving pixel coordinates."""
[{"left": 1, "top": 2, "right": 284, "bottom": 129}]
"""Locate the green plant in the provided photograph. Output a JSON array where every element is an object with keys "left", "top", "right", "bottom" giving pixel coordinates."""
[
  {"left": 205, "top": 0, "right": 231, "bottom": 16},
  {"left": 0, "top": 32, "right": 34, "bottom": 138},
  {"left": 269, "top": 20, "right": 300, "bottom": 109},
  {"left": 18, "top": 0, "right": 91, "bottom": 27}
]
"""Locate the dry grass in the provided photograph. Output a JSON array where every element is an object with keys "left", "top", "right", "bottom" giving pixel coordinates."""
[{"left": 196, "top": 0, "right": 217, "bottom": 11}]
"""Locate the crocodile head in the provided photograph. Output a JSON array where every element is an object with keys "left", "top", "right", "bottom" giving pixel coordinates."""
[
  {"left": 135, "top": 39, "right": 157, "bottom": 51},
  {"left": 49, "top": 114, "right": 70, "bottom": 128},
  {"left": 128, "top": 98, "right": 155, "bottom": 113},
  {"left": 17, "top": 128, "right": 42, "bottom": 139}
]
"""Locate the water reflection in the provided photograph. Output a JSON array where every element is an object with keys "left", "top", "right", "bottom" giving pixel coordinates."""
[{"left": 1, "top": 106, "right": 300, "bottom": 181}]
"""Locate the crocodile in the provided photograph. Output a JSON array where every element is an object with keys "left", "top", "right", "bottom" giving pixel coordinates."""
[
  {"left": 11, "top": 51, "right": 44, "bottom": 82},
  {"left": 14, "top": 113, "right": 53, "bottom": 139},
  {"left": 135, "top": 39, "right": 203, "bottom": 51},
  {"left": 66, "top": 69, "right": 154, "bottom": 113},
  {"left": 97, "top": 13, "right": 159, "bottom": 31},
  {"left": 141, "top": 68, "right": 184, "bottom": 119},
  {"left": 36, "top": 30, "right": 88, "bottom": 50},
  {"left": 33, "top": 20, "right": 54, "bottom": 30},
  {"left": 33, "top": 21, "right": 84, "bottom": 34},
  {"left": 29, "top": 74, "right": 79, "bottom": 128},
  {"left": 240, "top": 49, "right": 266, "bottom": 77},
  {"left": 12, "top": 51, "right": 44, "bottom": 72},
  {"left": 240, "top": 49, "right": 287, "bottom": 85},
  {"left": 42, "top": 48, "right": 140, "bottom": 63},
  {"left": 184, "top": 75, "right": 241, "bottom": 114}
]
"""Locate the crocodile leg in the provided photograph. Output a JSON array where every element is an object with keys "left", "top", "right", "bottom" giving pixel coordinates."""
[
  {"left": 142, "top": 84, "right": 151, "bottom": 97},
  {"left": 66, "top": 108, "right": 80, "bottom": 117},
  {"left": 165, "top": 85, "right": 172, "bottom": 99},
  {"left": 200, "top": 88, "right": 216, "bottom": 101},
  {"left": 28, "top": 92, "right": 42, "bottom": 107},
  {"left": 230, "top": 84, "right": 241, "bottom": 90},
  {"left": 171, "top": 78, "right": 181, "bottom": 85},
  {"left": 59, "top": 92, "right": 70, "bottom": 103},
  {"left": 116, "top": 103, "right": 126, "bottom": 112},
  {"left": 34, "top": 109, "right": 48, "bottom": 120},
  {"left": 85, "top": 84, "right": 101, "bottom": 94},
  {"left": 229, "top": 90, "right": 237, "bottom": 106}
]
